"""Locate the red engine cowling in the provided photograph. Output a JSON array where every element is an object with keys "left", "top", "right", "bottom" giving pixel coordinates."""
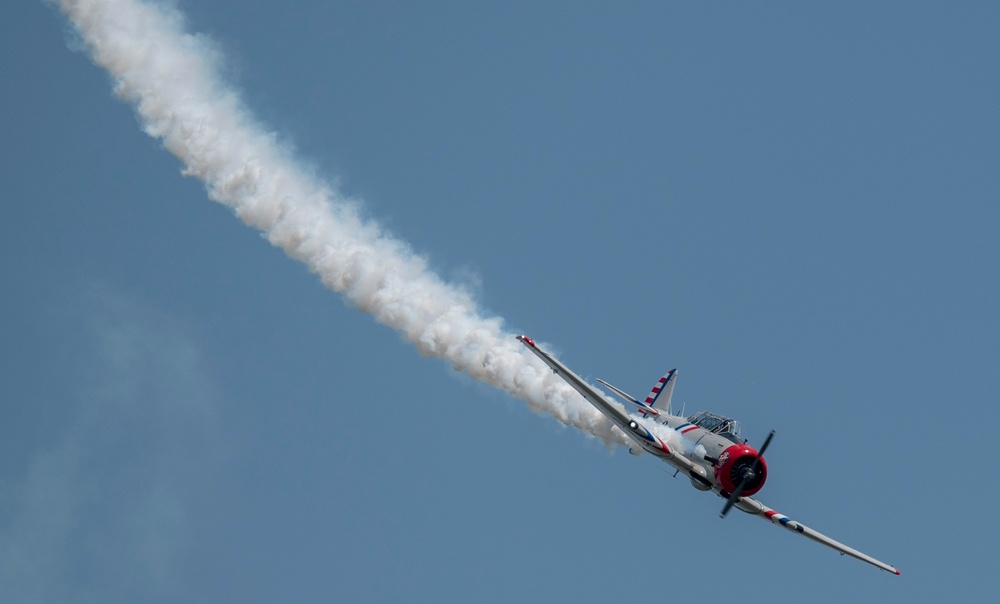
[{"left": 714, "top": 444, "right": 768, "bottom": 496}]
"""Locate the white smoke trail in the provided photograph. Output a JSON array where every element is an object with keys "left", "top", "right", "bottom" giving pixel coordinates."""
[{"left": 55, "top": 0, "right": 628, "bottom": 447}]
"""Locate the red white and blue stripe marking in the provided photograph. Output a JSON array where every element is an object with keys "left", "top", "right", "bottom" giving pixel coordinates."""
[
  {"left": 764, "top": 509, "right": 805, "bottom": 534},
  {"left": 673, "top": 422, "right": 700, "bottom": 435},
  {"left": 644, "top": 369, "right": 676, "bottom": 406},
  {"left": 629, "top": 420, "right": 672, "bottom": 455},
  {"left": 765, "top": 509, "right": 792, "bottom": 526}
]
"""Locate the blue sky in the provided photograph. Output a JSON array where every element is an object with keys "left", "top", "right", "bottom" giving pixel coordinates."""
[{"left": 2, "top": 1, "right": 998, "bottom": 601}]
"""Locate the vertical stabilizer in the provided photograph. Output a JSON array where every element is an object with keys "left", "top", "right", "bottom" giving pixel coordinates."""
[{"left": 645, "top": 369, "right": 677, "bottom": 413}]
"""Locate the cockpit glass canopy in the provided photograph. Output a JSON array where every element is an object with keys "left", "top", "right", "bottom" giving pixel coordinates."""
[{"left": 687, "top": 411, "right": 744, "bottom": 443}]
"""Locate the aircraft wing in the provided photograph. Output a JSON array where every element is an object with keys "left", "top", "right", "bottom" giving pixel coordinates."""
[
  {"left": 735, "top": 495, "right": 901, "bottom": 575},
  {"left": 516, "top": 336, "right": 697, "bottom": 472},
  {"left": 517, "top": 335, "right": 633, "bottom": 430}
]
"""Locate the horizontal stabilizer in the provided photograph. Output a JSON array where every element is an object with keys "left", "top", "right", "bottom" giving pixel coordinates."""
[{"left": 597, "top": 379, "right": 659, "bottom": 416}]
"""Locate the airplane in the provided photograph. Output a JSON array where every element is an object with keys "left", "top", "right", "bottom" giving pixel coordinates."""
[{"left": 516, "top": 335, "right": 900, "bottom": 575}]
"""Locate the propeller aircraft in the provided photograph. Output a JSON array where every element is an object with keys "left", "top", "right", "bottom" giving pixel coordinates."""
[{"left": 517, "top": 335, "right": 899, "bottom": 575}]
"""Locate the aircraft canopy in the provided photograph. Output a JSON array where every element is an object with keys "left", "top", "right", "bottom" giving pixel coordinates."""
[{"left": 687, "top": 411, "right": 744, "bottom": 444}]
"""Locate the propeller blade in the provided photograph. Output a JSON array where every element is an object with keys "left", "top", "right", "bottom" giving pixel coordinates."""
[
  {"left": 756, "top": 430, "right": 775, "bottom": 458},
  {"left": 719, "top": 430, "right": 776, "bottom": 519},
  {"left": 741, "top": 429, "right": 775, "bottom": 484},
  {"left": 720, "top": 476, "right": 748, "bottom": 518}
]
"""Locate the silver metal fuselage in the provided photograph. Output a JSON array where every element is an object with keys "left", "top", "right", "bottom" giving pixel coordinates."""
[{"left": 516, "top": 334, "right": 901, "bottom": 575}]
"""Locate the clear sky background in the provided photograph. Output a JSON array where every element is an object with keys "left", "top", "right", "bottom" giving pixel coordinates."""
[{"left": 2, "top": 1, "right": 998, "bottom": 602}]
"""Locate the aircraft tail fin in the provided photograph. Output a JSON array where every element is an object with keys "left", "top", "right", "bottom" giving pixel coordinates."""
[{"left": 645, "top": 369, "right": 677, "bottom": 413}]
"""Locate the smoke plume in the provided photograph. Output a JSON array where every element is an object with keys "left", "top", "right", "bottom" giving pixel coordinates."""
[{"left": 56, "top": 0, "right": 630, "bottom": 447}]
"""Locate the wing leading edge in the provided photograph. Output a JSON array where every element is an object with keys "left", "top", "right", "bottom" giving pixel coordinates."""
[
  {"left": 517, "top": 336, "right": 702, "bottom": 475},
  {"left": 736, "top": 496, "right": 900, "bottom": 575},
  {"left": 517, "top": 335, "right": 632, "bottom": 429}
]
